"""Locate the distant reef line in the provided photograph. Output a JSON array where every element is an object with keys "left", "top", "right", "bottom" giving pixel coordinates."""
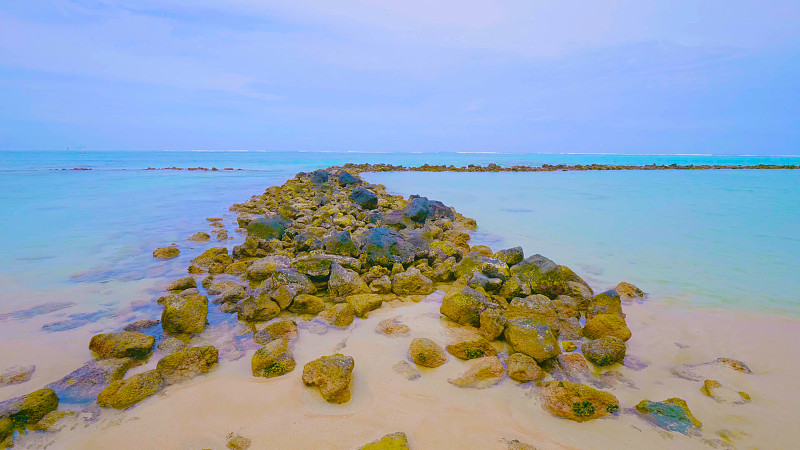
[{"left": 53, "top": 163, "right": 799, "bottom": 172}]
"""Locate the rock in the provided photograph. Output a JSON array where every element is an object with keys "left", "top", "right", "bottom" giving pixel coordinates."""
[
  {"left": 97, "top": 370, "right": 163, "bottom": 410},
  {"left": 214, "top": 229, "right": 229, "bottom": 241},
  {"left": 546, "top": 353, "right": 591, "bottom": 381},
  {"left": 503, "top": 439, "right": 537, "bottom": 450},
  {"left": 188, "top": 232, "right": 210, "bottom": 241},
  {"left": 360, "top": 432, "right": 410, "bottom": 450},
  {"left": 252, "top": 339, "right": 296, "bottom": 378},
  {"left": 153, "top": 245, "right": 179, "bottom": 259},
  {"left": 349, "top": 187, "right": 378, "bottom": 209},
  {"left": 338, "top": 171, "right": 359, "bottom": 185},
  {"left": 317, "top": 303, "right": 356, "bottom": 328},
  {"left": 346, "top": 293, "right": 388, "bottom": 318},
  {"left": 445, "top": 335, "right": 497, "bottom": 360},
  {"left": 392, "top": 361, "right": 421, "bottom": 381},
  {"left": 454, "top": 252, "right": 510, "bottom": 281},
  {"left": 245, "top": 255, "right": 291, "bottom": 280},
  {"left": 227, "top": 433, "right": 252, "bottom": 450},
  {"left": 0, "top": 388, "right": 59, "bottom": 425},
  {"left": 440, "top": 286, "right": 492, "bottom": 327},
  {"left": 429, "top": 241, "right": 463, "bottom": 263},
  {"left": 45, "top": 358, "right": 132, "bottom": 403},
  {"left": 497, "top": 275, "right": 531, "bottom": 299},
  {"left": 253, "top": 319, "right": 298, "bottom": 344},
  {"left": 165, "top": 276, "right": 197, "bottom": 292},
  {"left": 506, "top": 352, "right": 544, "bottom": 382},
  {"left": 557, "top": 317, "right": 583, "bottom": 340},
  {"left": 356, "top": 227, "right": 416, "bottom": 266},
  {"left": 288, "top": 294, "right": 325, "bottom": 315},
  {"left": 714, "top": 357, "right": 752, "bottom": 373},
  {"left": 158, "top": 336, "right": 189, "bottom": 354},
  {"left": 701, "top": 380, "right": 751, "bottom": 404},
  {"left": 503, "top": 295, "right": 560, "bottom": 332},
  {"left": 469, "top": 245, "right": 493, "bottom": 257},
  {"left": 586, "top": 293, "right": 624, "bottom": 319},
  {"left": 89, "top": 332, "right": 155, "bottom": 359},
  {"left": 192, "top": 247, "right": 233, "bottom": 268},
  {"left": 403, "top": 196, "right": 431, "bottom": 222},
  {"left": 323, "top": 230, "right": 358, "bottom": 257},
  {"left": 614, "top": 281, "right": 645, "bottom": 301},
  {"left": 504, "top": 317, "right": 560, "bottom": 363},
  {"left": 369, "top": 275, "right": 393, "bottom": 294},
  {"left": 123, "top": 319, "right": 160, "bottom": 332},
  {"left": 207, "top": 280, "right": 242, "bottom": 295},
  {"left": 468, "top": 271, "right": 503, "bottom": 292},
  {"left": 0, "top": 418, "right": 12, "bottom": 443},
  {"left": 302, "top": 354, "right": 355, "bottom": 404},
  {"left": 156, "top": 346, "right": 219, "bottom": 384},
  {"left": 291, "top": 254, "right": 361, "bottom": 279},
  {"left": 635, "top": 398, "right": 702, "bottom": 434},
  {"left": 236, "top": 295, "right": 280, "bottom": 322},
  {"left": 478, "top": 308, "right": 507, "bottom": 340},
  {"left": 538, "top": 381, "right": 619, "bottom": 422},
  {"left": 215, "top": 286, "right": 247, "bottom": 305},
  {"left": 510, "top": 255, "right": 587, "bottom": 299},
  {"left": 494, "top": 247, "right": 524, "bottom": 266},
  {"left": 448, "top": 356, "right": 504, "bottom": 389},
  {"left": 391, "top": 267, "right": 434, "bottom": 295},
  {"left": 247, "top": 215, "right": 289, "bottom": 240},
  {"left": 30, "top": 410, "right": 77, "bottom": 431},
  {"left": 310, "top": 169, "right": 329, "bottom": 184},
  {"left": 409, "top": 338, "right": 447, "bottom": 368},
  {"left": 583, "top": 314, "right": 631, "bottom": 341},
  {"left": 162, "top": 294, "right": 208, "bottom": 334},
  {"left": 376, "top": 319, "right": 411, "bottom": 336},
  {"left": 582, "top": 337, "right": 626, "bottom": 366},
  {"left": 0, "top": 365, "right": 35, "bottom": 387},
  {"left": 562, "top": 341, "right": 577, "bottom": 352},
  {"left": 329, "top": 263, "right": 370, "bottom": 299}
]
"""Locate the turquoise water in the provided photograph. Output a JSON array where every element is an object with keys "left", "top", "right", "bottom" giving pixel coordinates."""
[{"left": 1, "top": 151, "right": 799, "bottom": 336}]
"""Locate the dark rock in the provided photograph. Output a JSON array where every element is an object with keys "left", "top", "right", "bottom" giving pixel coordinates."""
[
  {"left": 338, "top": 171, "right": 359, "bottom": 185},
  {"left": 356, "top": 227, "right": 416, "bottom": 266},
  {"left": 323, "top": 231, "right": 358, "bottom": 257},
  {"left": 403, "top": 197, "right": 431, "bottom": 222},
  {"left": 0, "top": 388, "right": 59, "bottom": 425},
  {"left": 349, "top": 187, "right": 378, "bottom": 209},
  {"left": 582, "top": 337, "right": 626, "bottom": 366},
  {"left": 247, "top": 215, "right": 289, "bottom": 240},
  {"left": 310, "top": 169, "right": 329, "bottom": 184}
]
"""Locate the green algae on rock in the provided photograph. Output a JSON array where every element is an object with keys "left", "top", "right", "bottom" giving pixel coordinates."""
[
  {"left": 582, "top": 314, "right": 632, "bottom": 341},
  {"left": 156, "top": 346, "right": 219, "bottom": 384},
  {"left": 0, "top": 388, "right": 59, "bottom": 425},
  {"left": 317, "top": 303, "right": 356, "bottom": 328},
  {"left": 153, "top": 245, "right": 179, "bottom": 259},
  {"left": 538, "top": 381, "right": 619, "bottom": 422},
  {"left": 161, "top": 293, "right": 208, "bottom": 334},
  {"left": 302, "top": 354, "right": 355, "bottom": 404},
  {"left": 252, "top": 339, "right": 296, "bottom": 378},
  {"left": 445, "top": 335, "right": 497, "bottom": 360},
  {"left": 503, "top": 317, "right": 560, "bottom": 363},
  {"left": 635, "top": 398, "right": 702, "bottom": 434},
  {"left": 89, "top": 331, "right": 155, "bottom": 359},
  {"left": 360, "top": 432, "right": 410, "bottom": 450},
  {"left": 97, "top": 370, "right": 163, "bottom": 410},
  {"left": 448, "top": 356, "right": 505, "bottom": 389},
  {"left": 409, "top": 338, "right": 447, "bottom": 368},
  {"left": 582, "top": 336, "right": 626, "bottom": 366}
]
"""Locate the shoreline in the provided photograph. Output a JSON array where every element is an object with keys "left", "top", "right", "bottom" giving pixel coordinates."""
[{"left": 2, "top": 166, "right": 798, "bottom": 449}]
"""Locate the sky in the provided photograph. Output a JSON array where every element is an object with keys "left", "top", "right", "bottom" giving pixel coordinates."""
[{"left": 0, "top": 1, "right": 798, "bottom": 153}]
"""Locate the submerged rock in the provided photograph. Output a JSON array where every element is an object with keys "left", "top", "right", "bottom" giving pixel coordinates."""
[
  {"left": 227, "top": 433, "right": 252, "bottom": 450},
  {"left": 156, "top": 346, "right": 219, "bottom": 384},
  {"left": 153, "top": 245, "right": 179, "bottom": 259},
  {"left": 46, "top": 358, "right": 132, "bottom": 403},
  {"left": 162, "top": 294, "right": 208, "bottom": 334},
  {"left": 538, "top": 381, "right": 619, "bottom": 422},
  {"left": 635, "top": 398, "right": 702, "bottom": 434},
  {"left": 0, "top": 388, "right": 59, "bottom": 425},
  {"left": 506, "top": 352, "right": 544, "bottom": 383},
  {"left": 392, "top": 361, "right": 421, "bottom": 380},
  {"left": 188, "top": 232, "right": 210, "bottom": 242},
  {"left": 409, "top": 338, "right": 447, "bottom": 368},
  {"left": 166, "top": 276, "right": 197, "bottom": 292},
  {"left": 252, "top": 339, "right": 296, "bottom": 378},
  {"left": 582, "top": 337, "right": 626, "bottom": 366},
  {"left": 302, "top": 354, "right": 355, "bottom": 404},
  {"left": 360, "top": 432, "right": 410, "bottom": 450},
  {"left": 97, "top": 370, "right": 163, "bottom": 410},
  {"left": 123, "top": 319, "right": 160, "bottom": 332},
  {"left": 0, "top": 365, "right": 35, "bottom": 387},
  {"left": 376, "top": 318, "right": 411, "bottom": 336},
  {"left": 448, "top": 356, "right": 504, "bottom": 389},
  {"left": 89, "top": 331, "right": 155, "bottom": 359},
  {"left": 503, "top": 317, "right": 560, "bottom": 363},
  {"left": 701, "top": 379, "right": 751, "bottom": 404}
]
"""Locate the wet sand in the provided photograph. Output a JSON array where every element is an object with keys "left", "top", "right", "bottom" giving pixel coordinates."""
[{"left": 12, "top": 294, "right": 797, "bottom": 450}]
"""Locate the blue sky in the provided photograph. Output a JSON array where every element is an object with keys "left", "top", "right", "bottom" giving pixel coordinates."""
[{"left": 0, "top": 1, "right": 798, "bottom": 153}]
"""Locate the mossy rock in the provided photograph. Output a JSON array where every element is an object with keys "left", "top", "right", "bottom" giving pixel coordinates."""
[
  {"left": 252, "top": 339, "right": 296, "bottom": 378},
  {"left": 538, "top": 381, "right": 619, "bottom": 422},
  {"left": 156, "top": 346, "right": 219, "bottom": 384},
  {"left": 0, "top": 418, "right": 12, "bottom": 442},
  {"left": 153, "top": 246, "right": 179, "bottom": 259},
  {"left": 582, "top": 336, "right": 626, "bottom": 366},
  {"left": 409, "top": 338, "right": 447, "bottom": 368},
  {"left": 191, "top": 247, "right": 232, "bottom": 268},
  {"left": 346, "top": 293, "right": 389, "bottom": 318},
  {"left": 253, "top": 319, "right": 298, "bottom": 344},
  {"left": 161, "top": 294, "right": 208, "bottom": 335},
  {"left": 586, "top": 293, "right": 624, "bottom": 320},
  {"left": 440, "top": 286, "right": 490, "bottom": 327},
  {"left": 448, "top": 356, "right": 504, "bottom": 389},
  {"left": 45, "top": 358, "right": 133, "bottom": 404},
  {"left": 302, "top": 354, "right": 355, "bottom": 404},
  {"left": 635, "top": 398, "right": 702, "bottom": 434},
  {"left": 503, "top": 317, "right": 561, "bottom": 363},
  {"left": 89, "top": 331, "right": 155, "bottom": 359},
  {"left": 506, "top": 352, "right": 544, "bottom": 382},
  {"left": 288, "top": 294, "right": 325, "bottom": 315},
  {"left": 165, "top": 276, "right": 197, "bottom": 291},
  {"left": 237, "top": 295, "right": 281, "bottom": 322},
  {"left": 247, "top": 216, "right": 289, "bottom": 240},
  {"left": 97, "top": 370, "right": 163, "bottom": 410},
  {"left": 583, "top": 314, "right": 631, "bottom": 341},
  {"left": 510, "top": 255, "right": 574, "bottom": 299},
  {"left": 318, "top": 303, "right": 356, "bottom": 328},
  {"left": 445, "top": 335, "right": 497, "bottom": 360},
  {"left": 360, "top": 432, "right": 410, "bottom": 450},
  {"left": 391, "top": 267, "right": 434, "bottom": 295},
  {"left": 188, "top": 232, "right": 210, "bottom": 242},
  {"left": 0, "top": 388, "right": 59, "bottom": 425},
  {"left": 494, "top": 246, "right": 524, "bottom": 266}
]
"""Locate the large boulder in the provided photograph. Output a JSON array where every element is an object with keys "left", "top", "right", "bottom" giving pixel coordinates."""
[
  {"left": 337, "top": 171, "right": 359, "bottom": 185},
  {"left": 403, "top": 197, "right": 431, "bottom": 222},
  {"left": 156, "top": 346, "right": 219, "bottom": 384},
  {"left": 391, "top": 267, "right": 434, "bottom": 295},
  {"left": 355, "top": 227, "right": 416, "bottom": 266},
  {"left": 349, "top": 187, "right": 378, "bottom": 209},
  {"left": 302, "top": 354, "right": 355, "bottom": 404},
  {"left": 538, "top": 381, "right": 619, "bottom": 422},
  {"left": 504, "top": 317, "right": 561, "bottom": 363},
  {"left": 252, "top": 339, "right": 296, "bottom": 378},
  {"left": 582, "top": 337, "right": 626, "bottom": 366},
  {"left": 635, "top": 398, "right": 702, "bottom": 434},
  {"left": 583, "top": 314, "right": 632, "bottom": 341},
  {"left": 478, "top": 308, "right": 507, "bottom": 340},
  {"left": 502, "top": 295, "right": 560, "bottom": 332},
  {"left": 440, "top": 286, "right": 492, "bottom": 327},
  {"left": 510, "top": 255, "right": 575, "bottom": 299},
  {"left": 89, "top": 332, "right": 155, "bottom": 359},
  {"left": 161, "top": 294, "right": 208, "bottom": 335},
  {"left": 247, "top": 215, "right": 289, "bottom": 240},
  {"left": 96, "top": 370, "right": 163, "bottom": 410},
  {"left": 409, "top": 338, "right": 447, "bottom": 368},
  {"left": 45, "top": 358, "right": 132, "bottom": 403},
  {"left": 329, "top": 263, "right": 370, "bottom": 299},
  {"left": 448, "top": 356, "right": 504, "bottom": 389},
  {"left": 0, "top": 388, "right": 59, "bottom": 425},
  {"left": 586, "top": 293, "right": 624, "bottom": 319}
]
